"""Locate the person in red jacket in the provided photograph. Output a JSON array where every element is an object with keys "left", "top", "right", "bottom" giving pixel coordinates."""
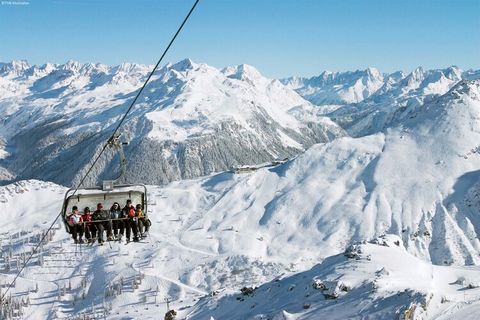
[
  {"left": 122, "top": 199, "right": 139, "bottom": 243},
  {"left": 82, "top": 207, "right": 96, "bottom": 242}
]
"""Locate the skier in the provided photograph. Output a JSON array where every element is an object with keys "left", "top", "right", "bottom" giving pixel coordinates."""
[
  {"left": 68, "top": 206, "right": 84, "bottom": 244},
  {"left": 136, "top": 204, "right": 150, "bottom": 238},
  {"left": 66, "top": 206, "right": 75, "bottom": 234},
  {"left": 82, "top": 207, "right": 96, "bottom": 242},
  {"left": 110, "top": 202, "right": 124, "bottom": 240},
  {"left": 122, "top": 199, "right": 139, "bottom": 243},
  {"left": 92, "top": 203, "right": 113, "bottom": 244}
]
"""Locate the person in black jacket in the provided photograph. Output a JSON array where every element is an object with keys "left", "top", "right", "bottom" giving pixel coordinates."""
[
  {"left": 92, "top": 203, "right": 113, "bottom": 244},
  {"left": 110, "top": 202, "right": 124, "bottom": 240}
]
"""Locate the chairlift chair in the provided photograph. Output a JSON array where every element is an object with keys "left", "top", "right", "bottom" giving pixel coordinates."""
[
  {"left": 60, "top": 135, "right": 150, "bottom": 234},
  {"left": 61, "top": 183, "right": 148, "bottom": 234}
]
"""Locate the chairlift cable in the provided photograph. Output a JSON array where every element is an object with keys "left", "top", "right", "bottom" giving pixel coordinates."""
[
  {"left": 0, "top": 0, "right": 201, "bottom": 302},
  {"left": 79, "top": 0, "right": 201, "bottom": 190}
]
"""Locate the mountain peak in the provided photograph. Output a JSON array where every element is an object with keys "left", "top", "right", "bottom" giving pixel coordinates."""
[
  {"left": 61, "top": 60, "right": 82, "bottom": 72},
  {"left": 237, "top": 63, "right": 260, "bottom": 74},
  {"left": 41, "top": 62, "right": 57, "bottom": 70},
  {"left": 222, "top": 63, "right": 263, "bottom": 81},
  {"left": 116, "top": 62, "right": 149, "bottom": 73},
  {"left": 411, "top": 66, "right": 425, "bottom": 79},
  {"left": 443, "top": 65, "right": 462, "bottom": 80},
  {"left": 0, "top": 60, "right": 30, "bottom": 75},
  {"left": 11, "top": 59, "right": 30, "bottom": 70},
  {"left": 365, "top": 67, "right": 381, "bottom": 78},
  {"left": 446, "top": 79, "right": 480, "bottom": 100},
  {"left": 171, "top": 58, "right": 196, "bottom": 72}
]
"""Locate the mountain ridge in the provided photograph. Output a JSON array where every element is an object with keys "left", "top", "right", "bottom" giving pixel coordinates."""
[
  {"left": 0, "top": 59, "right": 343, "bottom": 186},
  {"left": 1, "top": 60, "right": 479, "bottom": 187}
]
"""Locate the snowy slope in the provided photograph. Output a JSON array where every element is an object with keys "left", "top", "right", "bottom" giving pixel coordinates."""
[
  {"left": 147, "top": 80, "right": 480, "bottom": 267},
  {"left": 1, "top": 80, "right": 480, "bottom": 319},
  {"left": 190, "top": 235, "right": 480, "bottom": 319},
  {"left": 0, "top": 180, "right": 284, "bottom": 319},
  {"left": 0, "top": 59, "right": 343, "bottom": 187}
]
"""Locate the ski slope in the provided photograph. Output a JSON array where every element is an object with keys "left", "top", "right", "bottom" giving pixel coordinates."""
[
  {"left": 1, "top": 62, "right": 480, "bottom": 319},
  {"left": 0, "top": 79, "right": 480, "bottom": 319}
]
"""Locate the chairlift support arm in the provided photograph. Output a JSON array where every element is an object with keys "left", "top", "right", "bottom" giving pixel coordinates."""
[{"left": 108, "top": 135, "right": 128, "bottom": 185}]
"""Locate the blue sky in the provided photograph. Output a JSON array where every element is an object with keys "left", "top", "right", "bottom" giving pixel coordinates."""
[{"left": 1, "top": 0, "right": 479, "bottom": 78}]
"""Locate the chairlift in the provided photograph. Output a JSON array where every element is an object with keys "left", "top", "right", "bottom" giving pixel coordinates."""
[
  {"left": 60, "top": 183, "right": 148, "bottom": 234},
  {"left": 60, "top": 135, "right": 150, "bottom": 235}
]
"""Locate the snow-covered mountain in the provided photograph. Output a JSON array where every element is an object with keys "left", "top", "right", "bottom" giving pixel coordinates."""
[
  {"left": 2, "top": 57, "right": 480, "bottom": 318},
  {"left": 1, "top": 78, "right": 480, "bottom": 319},
  {"left": 285, "top": 66, "right": 480, "bottom": 137},
  {"left": 2, "top": 60, "right": 479, "bottom": 187},
  {"left": 0, "top": 59, "right": 343, "bottom": 187},
  {"left": 282, "top": 67, "right": 385, "bottom": 105},
  {"left": 328, "top": 66, "right": 475, "bottom": 136}
]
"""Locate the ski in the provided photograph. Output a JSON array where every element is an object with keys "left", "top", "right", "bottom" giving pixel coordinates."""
[
  {"left": 124, "top": 240, "right": 149, "bottom": 244},
  {"left": 87, "top": 238, "right": 98, "bottom": 246}
]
